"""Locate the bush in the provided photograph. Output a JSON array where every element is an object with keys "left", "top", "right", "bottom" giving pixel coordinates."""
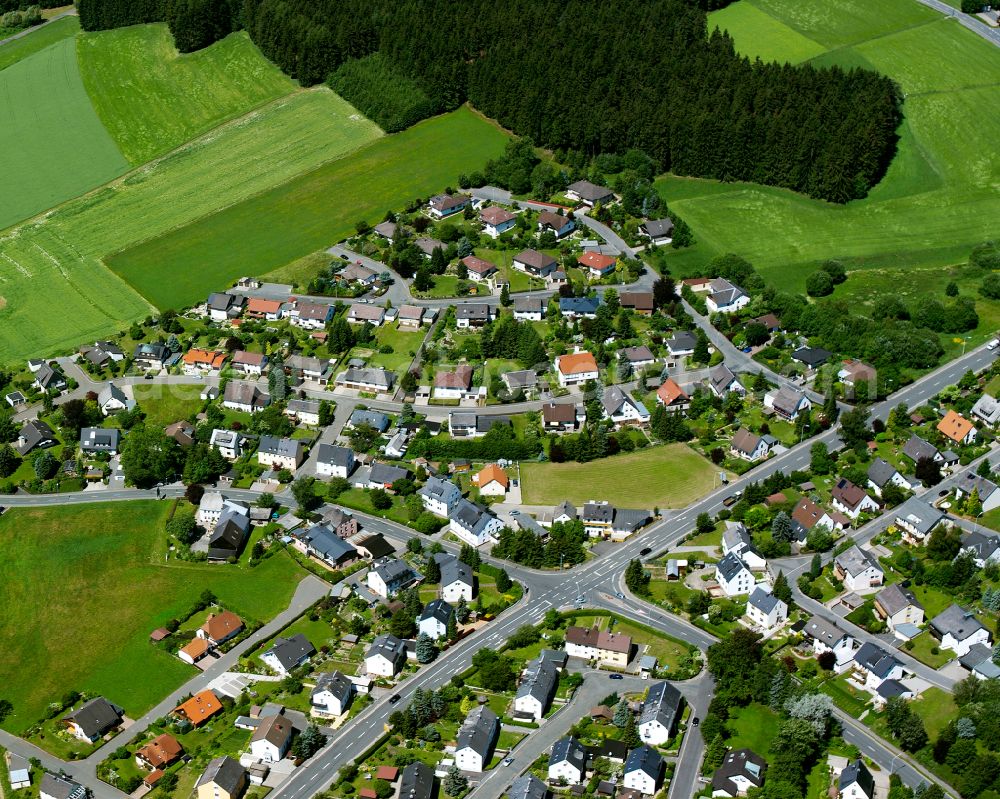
[{"left": 806, "top": 270, "right": 834, "bottom": 297}]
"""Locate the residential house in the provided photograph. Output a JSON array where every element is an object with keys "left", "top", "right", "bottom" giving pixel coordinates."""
[
  {"left": 555, "top": 351, "right": 599, "bottom": 386},
  {"left": 448, "top": 412, "right": 510, "bottom": 438},
  {"left": 866, "top": 458, "right": 909, "bottom": 498},
  {"left": 852, "top": 642, "right": 905, "bottom": 691},
  {"left": 893, "top": 495, "right": 945, "bottom": 545},
  {"left": 514, "top": 657, "right": 558, "bottom": 721},
  {"left": 289, "top": 301, "right": 333, "bottom": 330},
  {"left": 249, "top": 714, "right": 292, "bottom": 764},
  {"left": 746, "top": 588, "right": 788, "bottom": 632},
  {"left": 314, "top": 445, "right": 355, "bottom": 480},
  {"left": 802, "top": 616, "right": 857, "bottom": 669},
  {"left": 449, "top": 499, "right": 504, "bottom": 547},
  {"left": 33, "top": 362, "right": 67, "bottom": 393},
  {"left": 874, "top": 583, "right": 924, "bottom": 633},
  {"left": 665, "top": 331, "right": 697, "bottom": 359},
  {"left": 397, "top": 305, "right": 428, "bottom": 328},
  {"left": 133, "top": 342, "right": 171, "bottom": 370},
  {"left": 711, "top": 749, "right": 766, "bottom": 798},
  {"left": 63, "top": 697, "right": 124, "bottom": 743},
  {"left": 368, "top": 557, "right": 417, "bottom": 598},
  {"left": 135, "top": 734, "right": 183, "bottom": 771},
  {"left": 638, "top": 218, "right": 674, "bottom": 245},
  {"left": 462, "top": 255, "right": 498, "bottom": 282},
  {"left": 311, "top": 671, "right": 354, "bottom": 717},
  {"left": 182, "top": 349, "right": 227, "bottom": 375},
  {"left": 207, "top": 505, "right": 251, "bottom": 561},
  {"left": 429, "top": 193, "right": 470, "bottom": 218},
  {"left": 209, "top": 429, "right": 244, "bottom": 460},
  {"left": 604, "top": 385, "right": 650, "bottom": 426},
  {"left": 14, "top": 419, "right": 58, "bottom": 456},
  {"left": 708, "top": 364, "right": 745, "bottom": 398},
  {"left": 957, "top": 472, "right": 1000, "bottom": 513},
  {"left": 705, "top": 278, "right": 750, "bottom": 314},
  {"left": 286, "top": 355, "right": 332, "bottom": 384},
  {"left": 179, "top": 637, "right": 212, "bottom": 665},
  {"left": 502, "top": 369, "right": 538, "bottom": 396},
  {"left": 438, "top": 554, "right": 475, "bottom": 602},
  {"left": 6, "top": 758, "right": 29, "bottom": 792},
  {"left": 838, "top": 759, "right": 875, "bottom": 799},
  {"left": 578, "top": 251, "right": 617, "bottom": 278},
  {"left": 508, "top": 775, "right": 547, "bottom": 799},
  {"left": 959, "top": 644, "right": 1000, "bottom": 681},
  {"left": 206, "top": 292, "right": 243, "bottom": 321},
  {"left": 513, "top": 249, "right": 558, "bottom": 278},
  {"left": 538, "top": 210, "right": 575, "bottom": 238},
  {"left": 456, "top": 303, "right": 493, "bottom": 329},
  {"left": 938, "top": 410, "right": 977, "bottom": 446},
  {"left": 831, "top": 478, "right": 879, "bottom": 519},
  {"left": 244, "top": 298, "right": 283, "bottom": 320},
  {"left": 513, "top": 296, "right": 547, "bottom": 322},
  {"left": 902, "top": 434, "right": 943, "bottom": 467},
  {"left": 548, "top": 737, "right": 588, "bottom": 785},
  {"left": 962, "top": 530, "right": 1000, "bottom": 568},
  {"left": 419, "top": 476, "right": 463, "bottom": 517},
  {"left": 174, "top": 690, "right": 224, "bottom": 727},
  {"left": 40, "top": 774, "right": 87, "bottom": 799},
  {"left": 433, "top": 365, "right": 475, "bottom": 400},
  {"left": 619, "top": 291, "right": 654, "bottom": 315},
  {"left": 414, "top": 237, "right": 445, "bottom": 258},
  {"left": 790, "top": 496, "right": 834, "bottom": 540},
  {"left": 367, "top": 633, "right": 408, "bottom": 677},
  {"left": 348, "top": 409, "right": 390, "bottom": 433},
  {"left": 542, "top": 402, "right": 583, "bottom": 432},
  {"left": 257, "top": 436, "right": 305, "bottom": 470},
  {"left": 833, "top": 545, "right": 884, "bottom": 591},
  {"left": 347, "top": 304, "right": 386, "bottom": 326},
  {"left": 97, "top": 383, "right": 132, "bottom": 415},
  {"left": 838, "top": 360, "right": 877, "bottom": 389},
  {"left": 340, "top": 262, "right": 378, "bottom": 286},
  {"left": 165, "top": 421, "right": 195, "bottom": 447},
  {"left": 293, "top": 524, "right": 358, "bottom": 568},
  {"left": 454, "top": 706, "right": 499, "bottom": 773},
  {"left": 198, "top": 611, "right": 244, "bottom": 646},
  {"left": 715, "top": 553, "right": 755, "bottom": 596},
  {"left": 80, "top": 427, "right": 121, "bottom": 455},
  {"left": 729, "top": 427, "right": 771, "bottom": 462},
  {"left": 564, "top": 625, "right": 632, "bottom": 667},
  {"left": 623, "top": 745, "right": 663, "bottom": 796},
  {"left": 638, "top": 681, "right": 684, "bottom": 746},
  {"left": 559, "top": 296, "right": 601, "bottom": 319},
  {"left": 399, "top": 762, "right": 436, "bottom": 799},
  {"left": 473, "top": 464, "right": 509, "bottom": 496},
  {"left": 722, "top": 522, "right": 767, "bottom": 569},
  {"left": 418, "top": 599, "right": 453, "bottom": 641},
  {"left": 222, "top": 381, "right": 269, "bottom": 413},
  {"left": 195, "top": 757, "right": 246, "bottom": 799},
  {"left": 231, "top": 351, "right": 268, "bottom": 376},
  {"left": 655, "top": 378, "right": 690, "bottom": 413},
  {"left": 581, "top": 501, "right": 614, "bottom": 537},
  {"left": 790, "top": 347, "right": 832, "bottom": 370},
  {"left": 4, "top": 391, "right": 25, "bottom": 408},
  {"left": 566, "top": 180, "right": 614, "bottom": 206},
  {"left": 930, "top": 604, "right": 991, "bottom": 656},
  {"left": 764, "top": 386, "right": 811, "bottom": 420},
  {"left": 261, "top": 633, "right": 316, "bottom": 676},
  {"left": 480, "top": 206, "right": 516, "bottom": 238},
  {"left": 336, "top": 367, "right": 394, "bottom": 394},
  {"left": 972, "top": 393, "right": 1000, "bottom": 427},
  {"left": 365, "top": 462, "right": 410, "bottom": 490}
]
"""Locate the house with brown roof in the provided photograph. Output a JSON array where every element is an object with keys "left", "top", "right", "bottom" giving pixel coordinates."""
[
  {"left": 347, "top": 303, "right": 386, "bottom": 326},
  {"left": 433, "top": 365, "right": 475, "bottom": 400},
  {"left": 231, "top": 351, "right": 268, "bottom": 376},
  {"left": 578, "top": 251, "right": 617, "bottom": 278},
  {"left": 938, "top": 410, "right": 977, "bottom": 446},
  {"left": 179, "top": 637, "right": 212, "bottom": 665},
  {"left": 182, "top": 349, "right": 227, "bottom": 375},
  {"left": 513, "top": 249, "right": 558, "bottom": 278},
  {"left": 790, "top": 496, "right": 834, "bottom": 539},
  {"left": 555, "top": 352, "right": 599, "bottom": 387},
  {"left": 165, "top": 421, "right": 195, "bottom": 448},
  {"left": 480, "top": 206, "right": 516, "bottom": 238},
  {"left": 566, "top": 180, "right": 615, "bottom": 206},
  {"left": 838, "top": 360, "right": 876, "bottom": 388},
  {"left": 397, "top": 305, "right": 428, "bottom": 327},
  {"left": 198, "top": 611, "right": 244, "bottom": 646},
  {"left": 564, "top": 626, "right": 632, "bottom": 667},
  {"left": 538, "top": 210, "right": 575, "bottom": 238},
  {"left": 730, "top": 427, "right": 771, "bottom": 462},
  {"left": 136, "top": 734, "right": 183, "bottom": 771},
  {"left": 429, "top": 193, "right": 470, "bottom": 219},
  {"left": 462, "top": 255, "right": 498, "bottom": 282},
  {"left": 619, "top": 291, "right": 654, "bottom": 315},
  {"left": 245, "top": 298, "right": 283, "bottom": 320},
  {"left": 656, "top": 378, "right": 689, "bottom": 413},
  {"left": 831, "top": 478, "right": 879, "bottom": 519},
  {"left": 542, "top": 402, "right": 583, "bottom": 432},
  {"left": 473, "top": 464, "right": 509, "bottom": 496},
  {"left": 249, "top": 714, "right": 292, "bottom": 763},
  {"left": 173, "top": 690, "right": 224, "bottom": 727}
]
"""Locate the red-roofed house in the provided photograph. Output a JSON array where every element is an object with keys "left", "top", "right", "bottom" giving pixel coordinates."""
[{"left": 578, "top": 252, "right": 617, "bottom": 278}]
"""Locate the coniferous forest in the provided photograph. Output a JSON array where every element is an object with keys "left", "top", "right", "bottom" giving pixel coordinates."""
[{"left": 81, "top": 0, "right": 902, "bottom": 203}]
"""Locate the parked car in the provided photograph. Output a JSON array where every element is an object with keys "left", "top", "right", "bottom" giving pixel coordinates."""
[{"left": 609, "top": 674, "right": 624, "bottom": 680}]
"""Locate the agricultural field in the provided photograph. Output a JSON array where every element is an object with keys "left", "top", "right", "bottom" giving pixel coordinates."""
[
  {"left": 78, "top": 25, "right": 298, "bottom": 164},
  {"left": 0, "top": 501, "right": 307, "bottom": 735},
  {"left": 107, "top": 106, "right": 510, "bottom": 310},
  {"left": 660, "top": 0, "right": 1000, "bottom": 296},
  {"left": 520, "top": 443, "right": 723, "bottom": 508},
  {"left": 0, "top": 14, "right": 78, "bottom": 72},
  {"left": 0, "top": 36, "right": 128, "bottom": 230},
  {"left": 0, "top": 89, "right": 382, "bottom": 366}
]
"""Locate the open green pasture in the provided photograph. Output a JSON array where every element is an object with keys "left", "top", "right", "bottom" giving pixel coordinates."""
[
  {"left": 0, "top": 14, "right": 79, "bottom": 72},
  {"left": 0, "top": 501, "right": 306, "bottom": 735},
  {"left": 0, "top": 36, "right": 128, "bottom": 231},
  {"left": 0, "top": 89, "right": 381, "bottom": 365},
  {"left": 106, "top": 106, "right": 510, "bottom": 310},
  {"left": 660, "top": 0, "right": 1000, "bottom": 294},
  {"left": 78, "top": 25, "right": 298, "bottom": 165}
]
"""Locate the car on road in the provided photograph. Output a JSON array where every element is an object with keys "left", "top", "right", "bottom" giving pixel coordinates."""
[
  {"left": 990, "top": 339, "right": 1000, "bottom": 351},
  {"left": 388, "top": 694, "right": 401, "bottom": 704},
  {"left": 502, "top": 757, "right": 514, "bottom": 767},
  {"left": 639, "top": 547, "right": 652, "bottom": 556},
  {"left": 609, "top": 674, "right": 624, "bottom": 680},
  {"left": 339, "top": 253, "right": 349, "bottom": 260},
  {"left": 692, "top": 717, "right": 700, "bottom": 726},
  {"left": 722, "top": 495, "right": 738, "bottom": 507},
  {"left": 575, "top": 595, "right": 585, "bottom": 605},
  {"left": 616, "top": 592, "right": 626, "bottom": 599}
]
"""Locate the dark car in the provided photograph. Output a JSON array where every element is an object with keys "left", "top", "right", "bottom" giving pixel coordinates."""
[
  {"left": 388, "top": 694, "right": 402, "bottom": 704},
  {"left": 692, "top": 717, "right": 700, "bottom": 726},
  {"left": 609, "top": 674, "right": 624, "bottom": 680},
  {"left": 639, "top": 547, "right": 652, "bottom": 556}
]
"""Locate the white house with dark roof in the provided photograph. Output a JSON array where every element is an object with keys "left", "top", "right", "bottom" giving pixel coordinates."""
[
  {"left": 745, "top": 587, "right": 787, "bottom": 632},
  {"left": 419, "top": 476, "right": 462, "bottom": 517},
  {"left": 730, "top": 427, "right": 771, "bottom": 462},
  {"left": 513, "top": 296, "right": 547, "bottom": 322},
  {"left": 455, "top": 706, "right": 499, "bottom": 773},
  {"left": 311, "top": 671, "right": 354, "bottom": 717},
  {"left": 437, "top": 553, "right": 475, "bottom": 602},
  {"left": 956, "top": 472, "right": 1000, "bottom": 512},
  {"left": 962, "top": 530, "right": 1000, "bottom": 568},
  {"left": 449, "top": 499, "right": 503, "bottom": 547},
  {"left": 802, "top": 616, "right": 857, "bottom": 669},
  {"left": 456, "top": 303, "right": 493, "bottom": 329},
  {"left": 930, "top": 604, "right": 991, "bottom": 656},
  {"left": 838, "top": 759, "right": 875, "bottom": 799},
  {"left": 866, "top": 457, "right": 909, "bottom": 498},
  {"left": 833, "top": 545, "right": 884, "bottom": 592},
  {"left": 893, "top": 496, "right": 945, "bottom": 545},
  {"left": 715, "top": 553, "right": 754, "bottom": 596},
  {"left": 315, "top": 444, "right": 355, "bottom": 479},
  {"left": 418, "top": 599, "right": 453, "bottom": 641},
  {"left": 210, "top": 428, "right": 244, "bottom": 460},
  {"left": 623, "top": 745, "right": 663, "bottom": 795},
  {"left": 513, "top": 249, "right": 558, "bottom": 278},
  {"left": 874, "top": 583, "right": 924, "bottom": 633},
  {"left": 63, "top": 697, "right": 124, "bottom": 742},
  {"left": 365, "top": 634, "right": 407, "bottom": 677},
  {"left": 711, "top": 749, "right": 766, "bottom": 798},
  {"left": 764, "top": 386, "right": 811, "bottom": 421},
  {"left": 705, "top": 278, "right": 749, "bottom": 314},
  {"left": 708, "top": 364, "right": 745, "bottom": 398},
  {"left": 638, "top": 681, "right": 684, "bottom": 746},
  {"left": 514, "top": 656, "right": 558, "bottom": 721},
  {"left": 367, "top": 557, "right": 417, "bottom": 598},
  {"left": 566, "top": 180, "right": 615, "bottom": 206},
  {"left": 972, "top": 393, "right": 1000, "bottom": 428},
  {"left": 851, "top": 642, "right": 906, "bottom": 691},
  {"left": 721, "top": 522, "right": 767, "bottom": 570},
  {"left": 249, "top": 713, "right": 292, "bottom": 763},
  {"left": 257, "top": 436, "right": 304, "bottom": 470},
  {"left": 509, "top": 774, "right": 548, "bottom": 799},
  {"left": 639, "top": 217, "right": 674, "bottom": 245},
  {"left": 603, "top": 385, "right": 650, "bottom": 427},
  {"left": 902, "top": 434, "right": 942, "bottom": 466},
  {"left": 548, "top": 737, "right": 588, "bottom": 785},
  {"left": 261, "top": 634, "right": 315, "bottom": 676}
]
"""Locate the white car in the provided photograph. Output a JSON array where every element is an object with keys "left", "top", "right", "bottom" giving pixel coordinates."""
[{"left": 988, "top": 339, "right": 999, "bottom": 351}]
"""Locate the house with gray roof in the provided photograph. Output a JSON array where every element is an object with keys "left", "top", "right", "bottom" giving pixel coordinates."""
[
  {"left": 455, "top": 303, "right": 493, "bottom": 329},
  {"left": 40, "top": 773, "right": 87, "bottom": 799},
  {"left": 34, "top": 362, "right": 67, "bottom": 393},
  {"left": 959, "top": 643, "right": 1000, "bottom": 681},
  {"left": 450, "top": 499, "right": 504, "bottom": 547},
  {"left": 455, "top": 706, "right": 499, "bottom": 773},
  {"left": 514, "top": 657, "right": 558, "bottom": 721},
  {"left": 956, "top": 472, "right": 1000, "bottom": 512},
  {"left": 708, "top": 364, "right": 744, "bottom": 398},
  {"left": 603, "top": 385, "right": 650, "bottom": 427},
  {"left": 638, "top": 681, "right": 683, "bottom": 746},
  {"left": 972, "top": 393, "right": 1000, "bottom": 427},
  {"left": 223, "top": 381, "right": 269, "bottom": 413},
  {"left": 261, "top": 633, "right": 316, "bottom": 676},
  {"left": 874, "top": 583, "right": 924, "bottom": 633},
  {"left": 623, "top": 745, "right": 664, "bottom": 795},
  {"left": 365, "top": 633, "right": 407, "bottom": 678},
  {"left": 715, "top": 552, "right": 754, "bottom": 596},
  {"left": 98, "top": 383, "right": 133, "bottom": 416},
  {"left": 745, "top": 587, "right": 787, "bottom": 632},
  {"left": 418, "top": 599, "right": 454, "bottom": 641},
  {"left": 257, "top": 436, "right": 305, "bottom": 470},
  {"left": 63, "top": 697, "right": 123, "bottom": 742},
  {"left": 293, "top": 524, "right": 357, "bottom": 568},
  {"left": 548, "top": 737, "right": 588, "bottom": 785},
  {"left": 764, "top": 386, "right": 811, "bottom": 420},
  {"left": 866, "top": 457, "right": 908, "bottom": 497},
  {"left": 962, "top": 529, "right": 1000, "bottom": 568},
  {"left": 508, "top": 774, "right": 547, "bottom": 799},
  {"left": 802, "top": 616, "right": 856, "bottom": 668},
  {"left": 839, "top": 759, "right": 875, "bottom": 799},
  {"left": 437, "top": 553, "right": 475, "bottom": 602},
  {"left": 902, "top": 434, "right": 942, "bottom": 466},
  {"left": 336, "top": 367, "right": 394, "bottom": 393},
  {"left": 833, "top": 545, "right": 884, "bottom": 592},
  {"left": 206, "top": 292, "right": 244, "bottom": 321},
  {"left": 419, "top": 476, "right": 463, "bottom": 517},
  {"left": 347, "top": 409, "right": 390, "bottom": 432},
  {"left": 852, "top": 642, "right": 905, "bottom": 690},
  {"left": 930, "top": 604, "right": 991, "bottom": 656},
  {"left": 80, "top": 427, "right": 121, "bottom": 455},
  {"left": 567, "top": 180, "right": 615, "bottom": 206},
  {"left": 311, "top": 671, "right": 354, "bottom": 717},
  {"left": 15, "top": 419, "right": 58, "bottom": 456},
  {"left": 368, "top": 557, "right": 417, "bottom": 598},
  {"left": 639, "top": 217, "right": 674, "bottom": 244},
  {"left": 711, "top": 748, "right": 766, "bottom": 798},
  {"left": 399, "top": 762, "right": 436, "bottom": 799},
  {"left": 705, "top": 278, "right": 749, "bottom": 315},
  {"left": 665, "top": 330, "right": 697, "bottom": 357},
  {"left": 195, "top": 757, "right": 246, "bottom": 799},
  {"left": 366, "top": 462, "right": 409, "bottom": 490},
  {"left": 893, "top": 496, "right": 945, "bottom": 545},
  {"left": 316, "top": 444, "right": 355, "bottom": 479}
]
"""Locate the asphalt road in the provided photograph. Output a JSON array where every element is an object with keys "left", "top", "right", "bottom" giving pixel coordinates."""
[{"left": 916, "top": 0, "right": 1000, "bottom": 47}]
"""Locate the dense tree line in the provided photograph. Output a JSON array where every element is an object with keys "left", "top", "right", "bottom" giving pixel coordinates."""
[
  {"left": 329, "top": 53, "right": 437, "bottom": 133},
  {"left": 78, "top": 0, "right": 237, "bottom": 49},
  {"left": 239, "top": 0, "right": 899, "bottom": 203},
  {"left": 77, "top": 0, "right": 165, "bottom": 30}
]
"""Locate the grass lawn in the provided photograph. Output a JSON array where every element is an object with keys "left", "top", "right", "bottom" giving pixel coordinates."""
[
  {"left": 909, "top": 687, "right": 958, "bottom": 739},
  {"left": 0, "top": 89, "right": 381, "bottom": 366},
  {"left": 662, "top": 0, "right": 1000, "bottom": 303},
  {"left": 0, "top": 501, "right": 307, "bottom": 735},
  {"left": 905, "top": 631, "right": 954, "bottom": 668},
  {"left": 0, "top": 14, "right": 78, "bottom": 72},
  {"left": 820, "top": 673, "right": 872, "bottom": 717},
  {"left": 910, "top": 583, "right": 954, "bottom": 618},
  {"left": 726, "top": 703, "right": 781, "bottom": 755},
  {"left": 110, "top": 106, "right": 510, "bottom": 310},
  {"left": 78, "top": 25, "right": 298, "bottom": 165},
  {"left": 132, "top": 383, "right": 205, "bottom": 428},
  {"left": 520, "top": 444, "right": 722, "bottom": 508},
  {"left": 354, "top": 324, "right": 427, "bottom": 373},
  {"left": 0, "top": 36, "right": 128, "bottom": 231}
]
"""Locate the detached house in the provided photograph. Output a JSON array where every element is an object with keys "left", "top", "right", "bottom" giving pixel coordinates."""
[
  {"left": 199, "top": 611, "right": 244, "bottom": 646},
  {"left": 336, "top": 367, "right": 394, "bottom": 394},
  {"left": 852, "top": 642, "right": 906, "bottom": 691},
  {"left": 462, "top": 255, "right": 498, "bottom": 282},
  {"left": 962, "top": 529, "right": 1000, "bottom": 567},
  {"left": 261, "top": 633, "right": 316, "bottom": 676},
  {"left": 559, "top": 296, "right": 601, "bottom": 318},
  {"left": 419, "top": 476, "right": 463, "bottom": 517},
  {"left": 429, "top": 193, "right": 470, "bottom": 218},
  {"left": 604, "top": 385, "right": 650, "bottom": 427},
  {"left": 729, "top": 427, "right": 771, "bottom": 462},
  {"left": 578, "top": 251, "right": 617, "bottom": 278},
  {"left": 656, "top": 378, "right": 689, "bottom": 413},
  {"left": 257, "top": 436, "right": 304, "bottom": 470},
  {"left": 368, "top": 557, "right": 417, "bottom": 598},
  {"left": 638, "top": 681, "right": 684, "bottom": 746},
  {"left": 839, "top": 759, "right": 875, "bottom": 799},
  {"left": 874, "top": 583, "right": 924, "bottom": 633},
  {"left": 40, "top": 773, "right": 87, "bottom": 799},
  {"left": 316, "top": 444, "right": 355, "bottom": 479},
  {"left": 708, "top": 364, "right": 745, "bottom": 398},
  {"left": 182, "top": 349, "right": 227, "bottom": 375},
  {"left": 231, "top": 351, "right": 268, "bottom": 376},
  {"left": 347, "top": 303, "right": 386, "bottom": 326},
  {"left": 902, "top": 434, "right": 944, "bottom": 467},
  {"left": 721, "top": 522, "right": 767, "bottom": 569},
  {"left": 930, "top": 604, "right": 991, "bottom": 656},
  {"left": 831, "top": 478, "right": 879, "bottom": 519},
  {"left": 555, "top": 351, "right": 599, "bottom": 386},
  {"left": 134, "top": 342, "right": 171, "bottom": 371},
  {"left": 705, "top": 278, "right": 749, "bottom": 314},
  {"left": 438, "top": 554, "right": 475, "bottom": 602},
  {"left": 290, "top": 301, "right": 333, "bottom": 330},
  {"left": 513, "top": 296, "right": 547, "bottom": 322},
  {"left": 542, "top": 401, "right": 583, "bottom": 432},
  {"left": 623, "top": 745, "right": 663, "bottom": 796},
  {"left": 34, "top": 362, "right": 67, "bottom": 393},
  {"left": 938, "top": 410, "right": 977, "bottom": 446},
  {"left": 80, "top": 427, "right": 121, "bottom": 455},
  {"left": 548, "top": 737, "right": 588, "bottom": 785},
  {"left": 245, "top": 298, "right": 283, "bottom": 321},
  {"left": 803, "top": 616, "right": 856, "bottom": 669},
  {"left": 455, "top": 303, "right": 492, "bottom": 329},
  {"left": 790, "top": 496, "right": 834, "bottom": 540},
  {"left": 833, "top": 545, "right": 884, "bottom": 592},
  {"left": 433, "top": 364, "right": 475, "bottom": 400},
  {"left": 513, "top": 249, "right": 558, "bottom": 278},
  {"left": 249, "top": 713, "right": 292, "bottom": 764},
  {"left": 174, "top": 690, "right": 224, "bottom": 727},
  {"left": 538, "top": 210, "right": 575, "bottom": 238},
  {"left": 209, "top": 429, "right": 244, "bottom": 460},
  {"left": 473, "top": 463, "right": 509, "bottom": 496},
  {"left": 866, "top": 457, "right": 909, "bottom": 498},
  {"left": 206, "top": 292, "right": 243, "bottom": 321},
  {"left": 418, "top": 599, "right": 453, "bottom": 641},
  {"left": 223, "top": 381, "right": 269, "bottom": 413},
  {"left": 957, "top": 472, "right": 1000, "bottom": 512},
  {"left": 311, "top": 671, "right": 354, "bottom": 717},
  {"left": 711, "top": 749, "right": 767, "bottom": 798},
  {"left": 480, "top": 206, "right": 516, "bottom": 238},
  {"left": 764, "top": 386, "right": 811, "bottom": 421},
  {"left": 195, "top": 757, "right": 245, "bottom": 799},
  {"left": 514, "top": 656, "right": 558, "bottom": 721},
  {"left": 566, "top": 180, "right": 614, "bottom": 206},
  {"left": 455, "top": 706, "right": 499, "bottom": 773},
  {"left": 715, "top": 553, "right": 754, "bottom": 596},
  {"left": 746, "top": 588, "right": 788, "bottom": 632},
  {"left": 639, "top": 217, "right": 674, "bottom": 245},
  {"left": 365, "top": 634, "right": 407, "bottom": 678},
  {"left": 564, "top": 625, "right": 632, "bottom": 667},
  {"left": 98, "top": 383, "right": 132, "bottom": 416},
  {"left": 63, "top": 697, "right": 124, "bottom": 743},
  {"left": 972, "top": 393, "right": 1000, "bottom": 428},
  {"left": 893, "top": 495, "right": 945, "bottom": 545},
  {"left": 449, "top": 499, "right": 503, "bottom": 547},
  {"left": 136, "top": 734, "right": 183, "bottom": 771},
  {"left": 15, "top": 419, "right": 58, "bottom": 456}
]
